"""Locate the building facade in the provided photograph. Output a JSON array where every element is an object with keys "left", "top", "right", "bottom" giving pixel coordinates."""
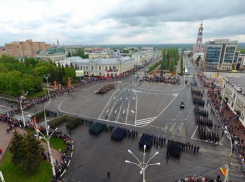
[
  {"left": 5, "top": 39, "right": 51, "bottom": 58},
  {"left": 204, "top": 39, "right": 242, "bottom": 70},
  {"left": 109, "top": 49, "right": 121, "bottom": 58},
  {"left": 59, "top": 57, "right": 134, "bottom": 77},
  {"left": 36, "top": 48, "right": 66, "bottom": 62},
  {"left": 221, "top": 77, "right": 245, "bottom": 127},
  {"left": 141, "top": 46, "right": 156, "bottom": 52},
  {"left": 0, "top": 48, "right": 6, "bottom": 57},
  {"left": 88, "top": 52, "right": 110, "bottom": 59}
]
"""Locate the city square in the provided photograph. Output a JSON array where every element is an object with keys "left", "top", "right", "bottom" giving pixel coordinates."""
[{"left": 1, "top": 1, "right": 245, "bottom": 182}]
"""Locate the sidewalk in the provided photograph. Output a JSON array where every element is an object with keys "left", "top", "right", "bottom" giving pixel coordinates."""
[{"left": 0, "top": 122, "right": 61, "bottom": 163}]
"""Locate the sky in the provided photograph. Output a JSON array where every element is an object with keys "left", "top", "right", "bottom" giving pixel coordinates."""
[{"left": 0, "top": 0, "right": 244, "bottom": 45}]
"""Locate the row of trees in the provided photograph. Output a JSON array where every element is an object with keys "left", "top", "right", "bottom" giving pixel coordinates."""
[
  {"left": 160, "top": 48, "right": 179, "bottom": 73},
  {"left": 180, "top": 55, "right": 184, "bottom": 75},
  {"left": 9, "top": 131, "right": 44, "bottom": 174},
  {"left": 0, "top": 55, "right": 76, "bottom": 96}
]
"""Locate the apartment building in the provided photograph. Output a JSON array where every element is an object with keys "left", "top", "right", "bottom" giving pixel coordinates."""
[{"left": 5, "top": 39, "right": 51, "bottom": 58}]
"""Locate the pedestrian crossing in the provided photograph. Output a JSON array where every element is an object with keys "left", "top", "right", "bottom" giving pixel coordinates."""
[{"left": 135, "top": 117, "right": 156, "bottom": 126}]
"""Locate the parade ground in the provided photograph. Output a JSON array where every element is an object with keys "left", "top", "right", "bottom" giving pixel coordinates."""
[{"left": 16, "top": 57, "right": 245, "bottom": 182}]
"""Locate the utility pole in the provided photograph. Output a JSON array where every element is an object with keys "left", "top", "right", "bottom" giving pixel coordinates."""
[
  {"left": 20, "top": 91, "right": 28, "bottom": 127},
  {"left": 44, "top": 74, "right": 50, "bottom": 98},
  {"left": 37, "top": 100, "right": 57, "bottom": 178}
]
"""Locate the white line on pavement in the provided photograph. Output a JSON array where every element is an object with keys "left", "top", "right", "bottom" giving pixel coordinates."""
[
  {"left": 116, "top": 102, "right": 124, "bottom": 122},
  {"left": 98, "top": 81, "right": 122, "bottom": 119}
]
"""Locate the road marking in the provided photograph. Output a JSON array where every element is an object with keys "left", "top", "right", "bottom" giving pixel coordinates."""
[
  {"left": 126, "top": 101, "right": 130, "bottom": 124},
  {"left": 132, "top": 89, "right": 138, "bottom": 126},
  {"left": 136, "top": 117, "right": 156, "bottom": 126},
  {"left": 116, "top": 102, "right": 124, "bottom": 122},
  {"left": 98, "top": 81, "right": 122, "bottom": 119},
  {"left": 133, "top": 97, "right": 135, "bottom": 100},
  {"left": 106, "top": 110, "right": 109, "bottom": 113},
  {"left": 126, "top": 97, "right": 128, "bottom": 100},
  {"left": 123, "top": 109, "right": 125, "bottom": 114},
  {"left": 191, "top": 125, "right": 198, "bottom": 139},
  {"left": 131, "top": 110, "right": 134, "bottom": 113},
  {"left": 108, "top": 100, "right": 117, "bottom": 118},
  {"left": 115, "top": 110, "right": 117, "bottom": 114}
]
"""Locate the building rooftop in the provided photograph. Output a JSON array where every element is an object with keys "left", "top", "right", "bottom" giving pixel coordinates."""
[{"left": 66, "top": 56, "right": 132, "bottom": 65}]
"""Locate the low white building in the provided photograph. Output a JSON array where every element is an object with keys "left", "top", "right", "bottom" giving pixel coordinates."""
[
  {"left": 59, "top": 56, "right": 134, "bottom": 77},
  {"left": 132, "top": 50, "right": 154, "bottom": 66},
  {"left": 109, "top": 49, "right": 121, "bottom": 58},
  {"left": 141, "top": 46, "right": 156, "bottom": 52}
]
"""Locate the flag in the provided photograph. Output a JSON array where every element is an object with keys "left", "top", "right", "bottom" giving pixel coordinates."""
[
  {"left": 33, "top": 117, "right": 39, "bottom": 130},
  {"left": 219, "top": 166, "right": 227, "bottom": 176}
]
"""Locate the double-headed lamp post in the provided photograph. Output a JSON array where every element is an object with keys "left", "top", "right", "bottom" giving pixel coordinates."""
[
  {"left": 125, "top": 145, "right": 160, "bottom": 182},
  {"left": 44, "top": 74, "right": 50, "bottom": 98},
  {"left": 20, "top": 91, "right": 28, "bottom": 127},
  {"left": 36, "top": 100, "right": 57, "bottom": 177}
]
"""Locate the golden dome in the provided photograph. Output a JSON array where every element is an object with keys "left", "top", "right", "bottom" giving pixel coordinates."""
[{"left": 200, "top": 23, "right": 203, "bottom": 30}]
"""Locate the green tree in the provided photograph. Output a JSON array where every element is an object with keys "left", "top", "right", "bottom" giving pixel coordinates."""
[
  {"left": 35, "top": 76, "right": 43, "bottom": 92},
  {"left": 6, "top": 71, "right": 22, "bottom": 96},
  {"left": 0, "top": 64, "right": 8, "bottom": 73},
  {"left": 9, "top": 131, "right": 44, "bottom": 174},
  {"left": 62, "top": 67, "right": 75, "bottom": 84},
  {"left": 20, "top": 74, "right": 36, "bottom": 93},
  {"left": 49, "top": 66, "right": 58, "bottom": 83},
  {"left": 22, "top": 131, "right": 44, "bottom": 174},
  {"left": 67, "top": 51, "right": 71, "bottom": 57},
  {"left": 9, "top": 130, "right": 25, "bottom": 165}
]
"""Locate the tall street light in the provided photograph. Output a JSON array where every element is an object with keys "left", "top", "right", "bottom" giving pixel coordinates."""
[
  {"left": 36, "top": 100, "right": 57, "bottom": 177},
  {"left": 44, "top": 74, "right": 50, "bottom": 99},
  {"left": 125, "top": 145, "right": 160, "bottom": 182},
  {"left": 20, "top": 91, "right": 28, "bottom": 127}
]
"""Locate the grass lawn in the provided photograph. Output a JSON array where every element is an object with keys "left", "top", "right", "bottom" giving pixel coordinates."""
[
  {"left": 0, "top": 151, "right": 52, "bottom": 182},
  {"left": 42, "top": 137, "right": 67, "bottom": 152}
]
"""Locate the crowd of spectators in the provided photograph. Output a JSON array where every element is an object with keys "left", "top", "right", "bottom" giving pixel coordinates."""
[
  {"left": 175, "top": 175, "right": 222, "bottom": 182},
  {"left": 6, "top": 72, "right": 136, "bottom": 115},
  {"left": 140, "top": 75, "right": 181, "bottom": 85},
  {"left": 197, "top": 72, "right": 245, "bottom": 171},
  {"left": 1, "top": 109, "right": 73, "bottom": 181}
]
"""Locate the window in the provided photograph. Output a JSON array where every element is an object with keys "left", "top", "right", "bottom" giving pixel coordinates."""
[
  {"left": 80, "top": 66, "right": 82, "bottom": 70},
  {"left": 105, "top": 66, "right": 107, "bottom": 71},
  {"left": 91, "top": 66, "right": 93, "bottom": 70},
  {"left": 86, "top": 66, "right": 88, "bottom": 70},
  {"left": 99, "top": 66, "right": 101, "bottom": 70},
  {"left": 83, "top": 66, "right": 85, "bottom": 70}
]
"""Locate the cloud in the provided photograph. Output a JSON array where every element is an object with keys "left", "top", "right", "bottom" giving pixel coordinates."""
[{"left": 0, "top": 0, "right": 244, "bottom": 45}]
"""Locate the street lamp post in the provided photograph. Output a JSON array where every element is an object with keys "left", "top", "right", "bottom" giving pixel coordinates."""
[
  {"left": 44, "top": 74, "right": 50, "bottom": 98},
  {"left": 20, "top": 91, "right": 28, "bottom": 127},
  {"left": 36, "top": 100, "right": 57, "bottom": 177},
  {"left": 125, "top": 145, "right": 160, "bottom": 182}
]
